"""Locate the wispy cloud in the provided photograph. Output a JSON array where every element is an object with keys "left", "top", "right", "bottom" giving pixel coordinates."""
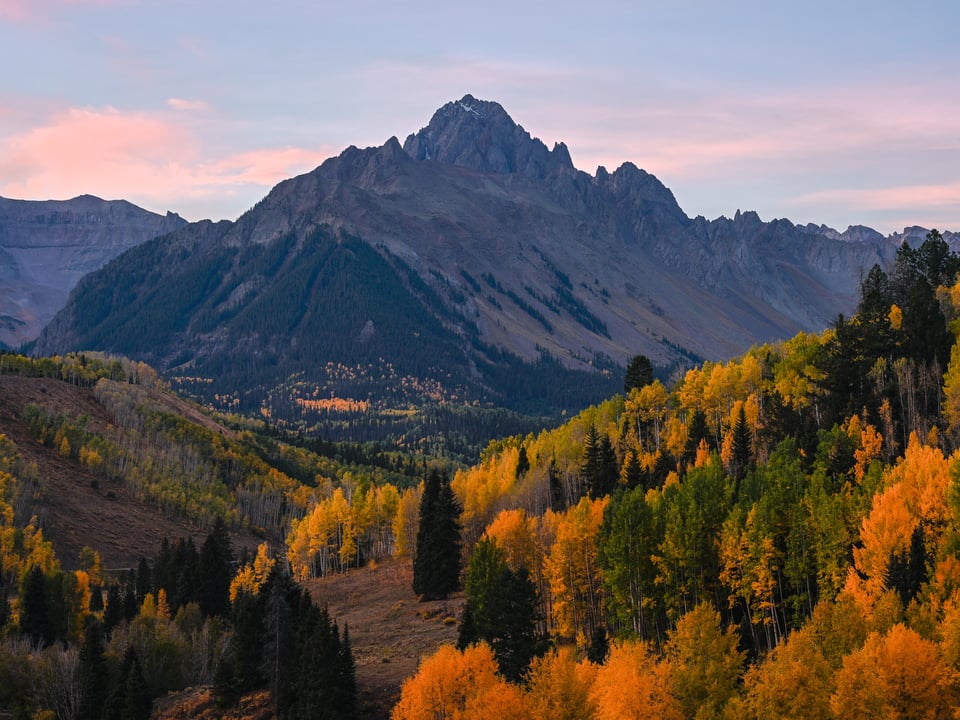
[
  {"left": 167, "top": 98, "right": 212, "bottom": 112},
  {"left": 0, "top": 0, "right": 122, "bottom": 22}
]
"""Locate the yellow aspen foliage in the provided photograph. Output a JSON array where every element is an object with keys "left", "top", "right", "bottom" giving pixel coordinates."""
[
  {"left": 156, "top": 588, "right": 171, "bottom": 621},
  {"left": 852, "top": 421, "right": 883, "bottom": 483},
  {"left": 73, "top": 569, "right": 92, "bottom": 630},
  {"left": 666, "top": 603, "right": 744, "bottom": 720},
  {"left": 78, "top": 546, "right": 105, "bottom": 586},
  {"left": 720, "top": 429, "right": 735, "bottom": 471},
  {"left": 740, "top": 627, "right": 834, "bottom": 720},
  {"left": 590, "top": 640, "right": 681, "bottom": 720},
  {"left": 848, "top": 437, "right": 952, "bottom": 608},
  {"left": 942, "top": 340, "right": 960, "bottom": 442},
  {"left": 662, "top": 415, "right": 688, "bottom": 461},
  {"left": 770, "top": 332, "right": 828, "bottom": 413},
  {"left": 12, "top": 519, "right": 60, "bottom": 582},
  {"left": 830, "top": 624, "right": 954, "bottom": 720},
  {"left": 626, "top": 381, "right": 670, "bottom": 451},
  {"left": 78, "top": 446, "right": 103, "bottom": 471},
  {"left": 848, "top": 482, "right": 915, "bottom": 607},
  {"left": 694, "top": 439, "right": 712, "bottom": 468},
  {"left": 677, "top": 363, "right": 710, "bottom": 417},
  {"left": 391, "top": 643, "right": 502, "bottom": 720},
  {"left": 888, "top": 303, "right": 903, "bottom": 330},
  {"left": 58, "top": 435, "right": 71, "bottom": 458},
  {"left": 483, "top": 508, "right": 541, "bottom": 574},
  {"left": 139, "top": 592, "right": 157, "bottom": 619},
  {"left": 545, "top": 496, "right": 609, "bottom": 639},
  {"left": 460, "top": 681, "right": 532, "bottom": 720},
  {"left": 937, "top": 592, "right": 960, "bottom": 672},
  {"left": 884, "top": 435, "right": 951, "bottom": 529},
  {"left": 393, "top": 485, "right": 421, "bottom": 559},
  {"left": 799, "top": 596, "right": 867, "bottom": 674},
  {"left": 230, "top": 542, "right": 275, "bottom": 601},
  {"left": 453, "top": 449, "right": 519, "bottom": 548},
  {"left": 525, "top": 646, "right": 597, "bottom": 720}
]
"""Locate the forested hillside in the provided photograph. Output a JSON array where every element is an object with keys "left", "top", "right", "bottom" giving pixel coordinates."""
[
  {"left": 391, "top": 229, "right": 960, "bottom": 719},
  {"left": 0, "top": 352, "right": 427, "bottom": 718},
  {"left": 4, "top": 230, "right": 960, "bottom": 718}
]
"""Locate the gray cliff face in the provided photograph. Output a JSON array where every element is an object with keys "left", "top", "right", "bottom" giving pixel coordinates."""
[
  {"left": 0, "top": 195, "right": 186, "bottom": 348},
  {"left": 403, "top": 94, "right": 574, "bottom": 179}
]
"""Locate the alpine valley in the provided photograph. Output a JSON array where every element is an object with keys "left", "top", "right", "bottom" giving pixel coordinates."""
[{"left": 28, "top": 95, "right": 955, "bottom": 452}]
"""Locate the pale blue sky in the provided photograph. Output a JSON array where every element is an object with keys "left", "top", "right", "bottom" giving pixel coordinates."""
[{"left": 2, "top": 0, "right": 957, "bottom": 235}]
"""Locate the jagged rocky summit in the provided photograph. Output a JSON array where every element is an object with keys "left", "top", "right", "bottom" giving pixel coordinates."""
[{"left": 31, "top": 95, "right": 946, "bottom": 423}]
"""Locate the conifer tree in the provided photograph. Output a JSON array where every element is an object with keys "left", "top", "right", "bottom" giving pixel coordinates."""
[
  {"left": 413, "top": 468, "right": 462, "bottom": 600},
  {"left": 102, "top": 582, "right": 123, "bottom": 637},
  {"left": 199, "top": 516, "right": 234, "bottom": 618},
  {"left": 582, "top": 427, "right": 619, "bottom": 498},
  {"left": 458, "top": 538, "right": 545, "bottom": 682},
  {"left": 135, "top": 556, "right": 152, "bottom": 603},
  {"left": 548, "top": 462, "right": 568, "bottom": 512},
  {"left": 19, "top": 565, "right": 53, "bottom": 647},
  {"left": 122, "top": 651, "right": 153, "bottom": 720},
  {"left": 77, "top": 621, "right": 108, "bottom": 720},
  {"left": 105, "top": 648, "right": 152, "bottom": 720},
  {"left": 731, "top": 405, "right": 753, "bottom": 481},
  {"left": 515, "top": 445, "right": 530, "bottom": 481},
  {"left": 625, "top": 354, "right": 654, "bottom": 394},
  {"left": 0, "top": 585, "right": 9, "bottom": 631},
  {"left": 586, "top": 625, "right": 610, "bottom": 664}
]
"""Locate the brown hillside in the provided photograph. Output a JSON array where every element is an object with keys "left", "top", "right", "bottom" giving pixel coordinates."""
[
  {"left": 0, "top": 374, "right": 259, "bottom": 570},
  {"left": 308, "top": 559, "right": 464, "bottom": 720}
]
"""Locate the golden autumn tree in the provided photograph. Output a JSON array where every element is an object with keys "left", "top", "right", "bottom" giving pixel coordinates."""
[
  {"left": 665, "top": 603, "right": 744, "bottom": 720},
  {"left": 830, "top": 624, "right": 954, "bottom": 720},
  {"left": 391, "top": 643, "right": 502, "bottom": 720},
  {"left": 525, "top": 646, "right": 597, "bottom": 720},
  {"left": 229, "top": 542, "right": 275, "bottom": 601},
  {"left": 590, "top": 640, "right": 681, "bottom": 720},
  {"left": 393, "top": 484, "right": 422, "bottom": 559},
  {"left": 738, "top": 626, "right": 834, "bottom": 720},
  {"left": 847, "top": 436, "right": 951, "bottom": 611},
  {"left": 545, "top": 495, "right": 609, "bottom": 641}
]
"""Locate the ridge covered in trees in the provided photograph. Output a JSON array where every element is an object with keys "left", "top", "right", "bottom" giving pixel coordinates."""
[
  {"left": 393, "top": 230, "right": 960, "bottom": 718},
  {"left": 5, "top": 231, "right": 960, "bottom": 717}
]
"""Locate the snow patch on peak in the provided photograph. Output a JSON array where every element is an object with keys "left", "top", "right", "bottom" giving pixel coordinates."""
[{"left": 457, "top": 100, "right": 483, "bottom": 118}]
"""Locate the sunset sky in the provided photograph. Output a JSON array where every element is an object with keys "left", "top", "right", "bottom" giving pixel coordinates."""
[{"left": 2, "top": 1, "right": 958, "bottom": 235}]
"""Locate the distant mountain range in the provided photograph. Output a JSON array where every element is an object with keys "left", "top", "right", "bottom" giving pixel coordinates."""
[
  {"left": 0, "top": 195, "right": 186, "bottom": 348},
  {"left": 27, "top": 95, "right": 958, "bottom": 434}
]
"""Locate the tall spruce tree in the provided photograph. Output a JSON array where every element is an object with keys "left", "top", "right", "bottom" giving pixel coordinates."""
[
  {"left": 457, "top": 538, "right": 545, "bottom": 682},
  {"left": 625, "top": 354, "right": 654, "bottom": 394},
  {"left": 77, "top": 621, "right": 108, "bottom": 720},
  {"left": 19, "top": 565, "right": 53, "bottom": 647},
  {"left": 199, "top": 516, "right": 234, "bottom": 618},
  {"left": 730, "top": 405, "right": 753, "bottom": 481},
  {"left": 412, "top": 468, "right": 462, "bottom": 600}
]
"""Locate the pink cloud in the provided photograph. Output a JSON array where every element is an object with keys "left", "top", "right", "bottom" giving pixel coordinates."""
[
  {"left": 0, "top": 105, "right": 333, "bottom": 219},
  {"left": 0, "top": 0, "right": 122, "bottom": 22},
  {"left": 167, "top": 98, "right": 212, "bottom": 112}
]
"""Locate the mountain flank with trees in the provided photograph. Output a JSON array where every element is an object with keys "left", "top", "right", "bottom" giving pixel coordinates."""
[{"left": 33, "top": 95, "right": 945, "bottom": 451}]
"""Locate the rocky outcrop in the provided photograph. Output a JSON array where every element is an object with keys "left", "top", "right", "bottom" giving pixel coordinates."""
[{"left": 0, "top": 195, "right": 185, "bottom": 348}]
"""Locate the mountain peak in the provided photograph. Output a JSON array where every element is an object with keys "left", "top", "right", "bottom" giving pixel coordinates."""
[{"left": 402, "top": 94, "right": 573, "bottom": 178}]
